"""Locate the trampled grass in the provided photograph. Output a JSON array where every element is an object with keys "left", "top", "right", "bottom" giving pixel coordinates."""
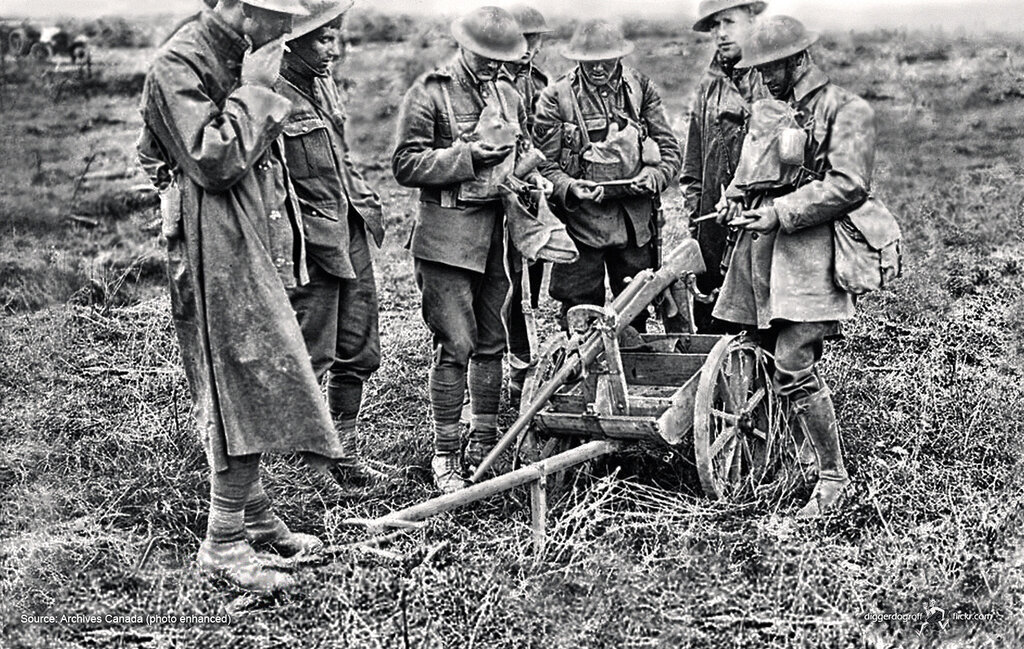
[{"left": 2, "top": 27, "right": 1024, "bottom": 648}]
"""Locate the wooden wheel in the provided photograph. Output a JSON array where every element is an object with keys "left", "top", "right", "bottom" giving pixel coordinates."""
[
  {"left": 694, "top": 334, "right": 785, "bottom": 501},
  {"left": 514, "top": 333, "right": 570, "bottom": 468},
  {"left": 518, "top": 332, "right": 570, "bottom": 418}
]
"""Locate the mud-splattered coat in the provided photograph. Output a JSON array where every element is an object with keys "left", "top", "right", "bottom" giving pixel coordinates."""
[
  {"left": 714, "top": 64, "right": 873, "bottom": 328},
  {"left": 137, "top": 11, "right": 342, "bottom": 471}
]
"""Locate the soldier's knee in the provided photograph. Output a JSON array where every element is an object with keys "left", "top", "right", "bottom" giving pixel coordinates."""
[
  {"left": 772, "top": 361, "right": 825, "bottom": 401},
  {"left": 436, "top": 336, "right": 476, "bottom": 368}
]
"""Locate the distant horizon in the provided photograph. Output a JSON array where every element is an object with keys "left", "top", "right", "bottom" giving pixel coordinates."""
[{"left": 4, "top": 0, "right": 1024, "bottom": 33}]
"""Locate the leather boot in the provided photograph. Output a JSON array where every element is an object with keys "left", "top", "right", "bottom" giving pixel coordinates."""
[
  {"left": 432, "top": 452, "right": 467, "bottom": 494},
  {"left": 792, "top": 389, "right": 850, "bottom": 518},
  {"left": 196, "top": 540, "right": 295, "bottom": 593},
  {"left": 329, "top": 422, "right": 385, "bottom": 488},
  {"left": 786, "top": 400, "right": 819, "bottom": 482},
  {"left": 464, "top": 431, "right": 498, "bottom": 479}
]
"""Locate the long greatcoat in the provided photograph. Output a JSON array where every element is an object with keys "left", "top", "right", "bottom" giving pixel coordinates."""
[
  {"left": 714, "top": 64, "right": 872, "bottom": 328},
  {"left": 138, "top": 11, "right": 342, "bottom": 472}
]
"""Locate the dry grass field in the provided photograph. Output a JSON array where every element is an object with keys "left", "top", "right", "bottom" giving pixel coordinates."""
[{"left": 2, "top": 22, "right": 1024, "bottom": 648}]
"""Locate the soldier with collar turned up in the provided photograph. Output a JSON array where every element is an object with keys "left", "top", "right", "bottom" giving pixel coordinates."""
[
  {"left": 275, "top": 0, "right": 388, "bottom": 488},
  {"left": 681, "top": 0, "right": 768, "bottom": 334}
]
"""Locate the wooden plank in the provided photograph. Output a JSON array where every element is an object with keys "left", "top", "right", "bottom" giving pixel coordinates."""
[
  {"left": 656, "top": 373, "right": 701, "bottom": 445},
  {"left": 546, "top": 392, "right": 671, "bottom": 417},
  {"left": 533, "top": 413, "right": 662, "bottom": 441},
  {"left": 620, "top": 352, "right": 707, "bottom": 387},
  {"left": 530, "top": 479, "right": 547, "bottom": 554},
  {"left": 638, "top": 334, "right": 720, "bottom": 354},
  {"left": 364, "top": 441, "right": 619, "bottom": 531}
]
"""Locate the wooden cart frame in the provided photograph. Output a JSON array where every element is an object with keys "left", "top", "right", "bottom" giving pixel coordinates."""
[{"left": 352, "top": 242, "right": 794, "bottom": 546}]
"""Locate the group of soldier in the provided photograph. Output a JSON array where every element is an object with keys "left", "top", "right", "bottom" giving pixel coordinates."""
[{"left": 138, "top": 0, "right": 879, "bottom": 592}]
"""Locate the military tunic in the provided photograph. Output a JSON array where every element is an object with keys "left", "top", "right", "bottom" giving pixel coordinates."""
[
  {"left": 276, "top": 58, "right": 384, "bottom": 398},
  {"left": 534, "top": 64, "right": 682, "bottom": 329}
]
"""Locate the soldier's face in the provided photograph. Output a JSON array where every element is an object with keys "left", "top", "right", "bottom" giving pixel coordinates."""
[
  {"left": 462, "top": 48, "right": 502, "bottom": 81},
  {"left": 289, "top": 24, "right": 343, "bottom": 76},
  {"left": 758, "top": 58, "right": 795, "bottom": 98},
  {"left": 580, "top": 58, "right": 620, "bottom": 86},
  {"left": 520, "top": 33, "right": 544, "bottom": 65},
  {"left": 708, "top": 7, "right": 755, "bottom": 63},
  {"left": 243, "top": 6, "right": 294, "bottom": 49}
]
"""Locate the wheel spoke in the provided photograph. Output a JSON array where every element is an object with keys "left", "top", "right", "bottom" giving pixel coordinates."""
[
  {"left": 716, "top": 369, "right": 739, "bottom": 411},
  {"left": 717, "top": 436, "right": 739, "bottom": 482},
  {"left": 709, "top": 425, "right": 739, "bottom": 457},
  {"left": 711, "top": 408, "right": 740, "bottom": 423},
  {"left": 741, "top": 387, "right": 766, "bottom": 415}
]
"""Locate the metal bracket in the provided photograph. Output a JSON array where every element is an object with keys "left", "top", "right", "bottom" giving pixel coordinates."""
[{"left": 685, "top": 273, "right": 719, "bottom": 305}]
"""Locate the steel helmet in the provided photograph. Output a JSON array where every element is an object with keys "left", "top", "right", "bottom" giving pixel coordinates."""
[
  {"left": 289, "top": 0, "right": 354, "bottom": 40},
  {"left": 451, "top": 6, "right": 528, "bottom": 62},
  {"left": 560, "top": 20, "right": 634, "bottom": 61},
  {"left": 242, "top": 0, "right": 311, "bottom": 16},
  {"left": 692, "top": 0, "right": 767, "bottom": 33},
  {"left": 736, "top": 15, "right": 818, "bottom": 68},
  {"left": 509, "top": 4, "right": 551, "bottom": 35}
]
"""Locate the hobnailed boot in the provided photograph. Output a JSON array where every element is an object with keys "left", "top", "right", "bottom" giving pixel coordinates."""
[
  {"left": 432, "top": 452, "right": 467, "bottom": 494},
  {"left": 329, "top": 421, "right": 385, "bottom": 488},
  {"left": 245, "top": 486, "right": 324, "bottom": 558},
  {"left": 197, "top": 540, "right": 295, "bottom": 593},
  {"left": 464, "top": 431, "right": 498, "bottom": 478},
  {"left": 792, "top": 389, "right": 851, "bottom": 519}
]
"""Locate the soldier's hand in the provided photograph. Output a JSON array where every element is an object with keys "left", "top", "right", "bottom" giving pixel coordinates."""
[
  {"left": 627, "top": 167, "right": 660, "bottom": 196},
  {"left": 740, "top": 206, "right": 780, "bottom": 232},
  {"left": 470, "top": 141, "right": 514, "bottom": 168},
  {"left": 242, "top": 38, "right": 286, "bottom": 88},
  {"left": 569, "top": 179, "right": 604, "bottom": 203},
  {"left": 717, "top": 199, "right": 743, "bottom": 226},
  {"left": 528, "top": 172, "right": 554, "bottom": 198}
]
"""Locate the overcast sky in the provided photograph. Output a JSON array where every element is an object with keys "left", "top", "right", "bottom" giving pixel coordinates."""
[{"left": 6, "top": 0, "right": 1023, "bottom": 32}]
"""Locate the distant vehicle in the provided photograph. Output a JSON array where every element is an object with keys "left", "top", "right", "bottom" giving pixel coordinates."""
[{"left": 1, "top": 20, "right": 89, "bottom": 62}]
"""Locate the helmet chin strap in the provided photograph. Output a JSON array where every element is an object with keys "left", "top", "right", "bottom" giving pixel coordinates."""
[{"left": 290, "top": 48, "right": 330, "bottom": 77}]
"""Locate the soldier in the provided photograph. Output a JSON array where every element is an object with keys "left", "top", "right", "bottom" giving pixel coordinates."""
[
  {"left": 503, "top": 4, "right": 552, "bottom": 405},
  {"left": 681, "top": 0, "right": 767, "bottom": 333},
  {"left": 138, "top": 0, "right": 342, "bottom": 592},
  {"left": 716, "top": 15, "right": 876, "bottom": 517},
  {"left": 534, "top": 20, "right": 682, "bottom": 333},
  {"left": 392, "top": 7, "right": 546, "bottom": 492},
  {"left": 276, "top": 0, "right": 386, "bottom": 486}
]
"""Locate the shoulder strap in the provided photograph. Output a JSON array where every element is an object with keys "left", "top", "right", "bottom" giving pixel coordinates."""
[
  {"left": 440, "top": 79, "right": 461, "bottom": 142},
  {"left": 621, "top": 67, "right": 644, "bottom": 125},
  {"left": 564, "top": 76, "right": 591, "bottom": 146},
  {"left": 490, "top": 79, "right": 512, "bottom": 122}
]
